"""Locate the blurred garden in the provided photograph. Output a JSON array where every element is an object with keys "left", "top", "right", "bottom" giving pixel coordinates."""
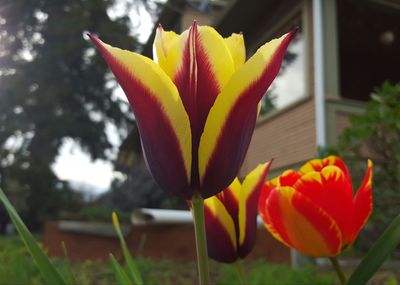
[{"left": 0, "top": 0, "right": 399, "bottom": 284}]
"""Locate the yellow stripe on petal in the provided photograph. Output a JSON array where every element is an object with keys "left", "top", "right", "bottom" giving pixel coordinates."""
[
  {"left": 153, "top": 25, "right": 179, "bottom": 66},
  {"left": 199, "top": 31, "right": 295, "bottom": 185},
  {"left": 224, "top": 33, "right": 246, "bottom": 70},
  {"left": 227, "top": 178, "right": 242, "bottom": 194},
  {"left": 238, "top": 163, "right": 269, "bottom": 245},
  {"left": 217, "top": 178, "right": 241, "bottom": 228},
  {"left": 158, "top": 29, "right": 188, "bottom": 80},
  {"left": 277, "top": 187, "right": 342, "bottom": 256},
  {"left": 90, "top": 36, "right": 192, "bottom": 184},
  {"left": 204, "top": 196, "right": 237, "bottom": 251},
  {"left": 196, "top": 26, "right": 236, "bottom": 89},
  {"left": 300, "top": 156, "right": 351, "bottom": 180},
  {"left": 262, "top": 188, "right": 294, "bottom": 248}
]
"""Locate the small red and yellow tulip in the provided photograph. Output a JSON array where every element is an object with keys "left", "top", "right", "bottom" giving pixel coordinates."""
[
  {"left": 204, "top": 161, "right": 272, "bottom": 263},
  {"left": 258, "top": 156, "right": 373, "bottom": 257},
  {"left": 89, "top": 22, "right": 296, "bottom": 199}
]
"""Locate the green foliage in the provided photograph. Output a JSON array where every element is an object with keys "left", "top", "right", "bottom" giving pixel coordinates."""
[
  {"left": 0, "top": 236, "right": 44, "bottom": 284},
  {"left": 112, "top": 212, "right": 143, "bottom": 285},
  {"left": 0, "top": 187, "right": 145, "bottom": 284},
  {"left": 0, "top": 188, "right": 67, "bottom": 284},
  {"left": 259, "top": 90, "right": 277, "bottom": 116},
  {"left": 326, "top": 81, "right": 400, "bottom": 248},
  {"left": 77, "top": 206, "right": 131, "bottom": 222},
  {"left": 215, "top": 260, "right": 335, "bottom": 285},
  {"left": 347, "top": 213, "right": 400, "bottom": 285},
  {"left": 0, "top": 233, "right": 338, "bottom": 285},
  {"left": 0, "top": 236, "right": 117, "bottom": 285},
  {"left": 61, "top": 241, "right": 77, "bottom": 285},
  {"left": 110, "top": 254, "right": 132, "bottom": 285},
  {"left": 385, "top": 275, "right": 398, "bottom": 285}
]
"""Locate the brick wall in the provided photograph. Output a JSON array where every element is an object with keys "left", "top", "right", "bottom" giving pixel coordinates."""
[{"left": 43, "top": 221, "right": 290, "bottom": 263}]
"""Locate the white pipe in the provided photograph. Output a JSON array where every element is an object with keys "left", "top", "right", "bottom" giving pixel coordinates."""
[
  {"left": 131, "top": 208, "right": 193, "bottom": 225},
  {"left": 289, "top": 0, "right": 328, "bottom": 269},
  {"left": 313, "top": 0, "right": 327, "bottom": 148},
  {"left": 131, "top": 208, "right": 265, "bottom": 227}
]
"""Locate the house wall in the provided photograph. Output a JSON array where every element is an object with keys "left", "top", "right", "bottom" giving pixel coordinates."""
[
  {"left": 240, "top": 97, "right": 316, "bottom": 176},
  {"left": 326, "top": 98, "right": 365, "bottom": 145}
]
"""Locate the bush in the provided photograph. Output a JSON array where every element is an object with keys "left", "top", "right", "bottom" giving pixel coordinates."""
[{"left": 326, "top": 81, "right": 400, "bottom": 253}]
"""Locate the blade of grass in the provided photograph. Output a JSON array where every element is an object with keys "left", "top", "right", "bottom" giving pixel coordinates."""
[
  {"left": 347, "top": 213, "right": 400, "bottom": 285},
  {"left": 61, "top": 241, "right": 77, "bottom": 285},
  {"left": 112, "top": 212, "right": 143, "bottom": 285},
  {"left": 110, "top": 254, "right": 132, "bottom": 285},
  {"left": 0, "top": 188, "right": 66, "bottom": 285}
]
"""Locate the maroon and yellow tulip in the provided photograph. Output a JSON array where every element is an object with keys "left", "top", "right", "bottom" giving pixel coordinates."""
[
  {"left": 90, "top": 22, "right": 295, "bottom": 199},
  {"left": 258, "top": 156, "right": 373, "bottom": 257},
  {"left": 204, "top": 161, "right": 272, "bottom": 263}
]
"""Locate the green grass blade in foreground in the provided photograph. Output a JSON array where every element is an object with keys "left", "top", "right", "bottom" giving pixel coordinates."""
[
  {"left": 0, "top": 188, "right": 66, "bottom": 285},
  {"left": 347, "top": 213, "right": 400, "bottom": 285},
  {"left": 110, "top": 254, "right": 132, "bottom": 285},
  {"left": 112, "top": 212, "right": 143, "bottom": 285},
  {"left": 61, "top": 241, "right": 77, "bottom": 285}
]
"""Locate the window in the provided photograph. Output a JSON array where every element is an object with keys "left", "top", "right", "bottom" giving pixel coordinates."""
[
  {"left": 338, "top": 0, "right": 400, "bottom": 101},
  {"left": 259, "top": 16, "right": 307, "bottom": 115}
]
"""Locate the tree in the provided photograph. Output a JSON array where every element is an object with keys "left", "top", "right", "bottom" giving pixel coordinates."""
[{"left": 0, "top": 0, "right": 142, "bottom": 228}]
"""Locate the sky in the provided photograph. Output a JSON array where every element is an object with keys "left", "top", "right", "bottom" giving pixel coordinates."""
[{"left": 52, "top": 1, "right": 155, "bottom": 195}]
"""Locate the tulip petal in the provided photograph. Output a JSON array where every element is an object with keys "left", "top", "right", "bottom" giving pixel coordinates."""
[
  {"left": 259, "top": 184, "right": 293, "bottom": 248},
  {"left": 265, "top": 186, "right": 342, "bottom": 257},
  {"left": 204, "top": 195, "right": 237, "bottom": 263},
  {"left": 300, "top": 156, "right": 351, "bottom": 181},
  {"left": 90, "top": 35, "right": 192, "bottom": 197},
  {"left": 153, "top": 25, "right": 179, "bottom": 66},
  {"left": 156, "top": 23, "right": 236, "bottom": 188},
  {"left": 224, "top": 33, "right": 246, "bottom": 70},
  {"left": 238, "top": 161, "right": 272, "bottom": 258},
  {"left": 199, "top": 30, "right": 296, "bottom": 197},
  {"left": 353, "top": 160, "right": 373, "bottom": 240},
  {"left": 294, "top": 166, "right": 355, "bottom": 244},
  {"left": 279, "top": 169, "right": 301, "bottom": 187},
  {"left": 216, "top": 178, "right": 241, "bottom": 233}
]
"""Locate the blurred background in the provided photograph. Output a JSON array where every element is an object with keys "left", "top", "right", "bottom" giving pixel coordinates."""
[{"left": 0, "top": 0, "right": 399, "bottom": 283}]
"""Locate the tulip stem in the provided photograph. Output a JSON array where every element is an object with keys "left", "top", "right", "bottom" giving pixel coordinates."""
[
  {"left": 235, "top": 259, "right": 248, "bottom": 285},
  {"left": 329, "top": 257, "right": 346, "bottom": 285},
  {"left": 192, "top": 194, "right": 210, "bottom": 285}
]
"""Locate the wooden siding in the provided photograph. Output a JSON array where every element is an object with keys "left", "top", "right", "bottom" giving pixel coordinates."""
[{"left": 240, "top": 98, "right": 316, "bottom": 175}]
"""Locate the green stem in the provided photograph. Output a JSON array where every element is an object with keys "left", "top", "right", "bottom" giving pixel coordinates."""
[
  {"left": 235, "top": 259, "right": 248, "bottom": 285},
  {"left": 329, "top": 257, "right": 346, "bottom": 285},
  {"left": 192, "top": 194, "right": 210, "bottom": 285}
]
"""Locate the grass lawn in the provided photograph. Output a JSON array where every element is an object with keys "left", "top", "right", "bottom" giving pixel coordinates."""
[{"left": 0, "top": 235, "right": 398, "bottom": 285}]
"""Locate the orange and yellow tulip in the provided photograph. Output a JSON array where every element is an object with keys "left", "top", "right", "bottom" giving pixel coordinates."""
[
  {"left": 89, "top": 22, "right": 295, "bottom": 199},
  {"left": 258, "top": 156, "right": 373, "bottom": 257},
  {"left": 204, "top": 161, "right": 272, "bottom": 263}
]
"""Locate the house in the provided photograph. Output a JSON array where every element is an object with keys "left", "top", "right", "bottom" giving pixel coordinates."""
[{"left": 131, "top": 0, "right": 399, "bottom": 178}]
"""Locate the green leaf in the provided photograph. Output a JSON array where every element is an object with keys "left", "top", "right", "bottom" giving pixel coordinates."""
[
  {"left": 61, "top": 241, "right": 77, "bottom": 285},
  {"left": 110, "top": 254, "right": 132, "bottom": 285},
  {"left": 0, "top": 188, "right": 66, "bottom": 285},
  {"left": 112, "top": 212, "right": 143, "bottom": 285},
  {"left": 347, "top": 213, "right": 400, "bottom": 285}
]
